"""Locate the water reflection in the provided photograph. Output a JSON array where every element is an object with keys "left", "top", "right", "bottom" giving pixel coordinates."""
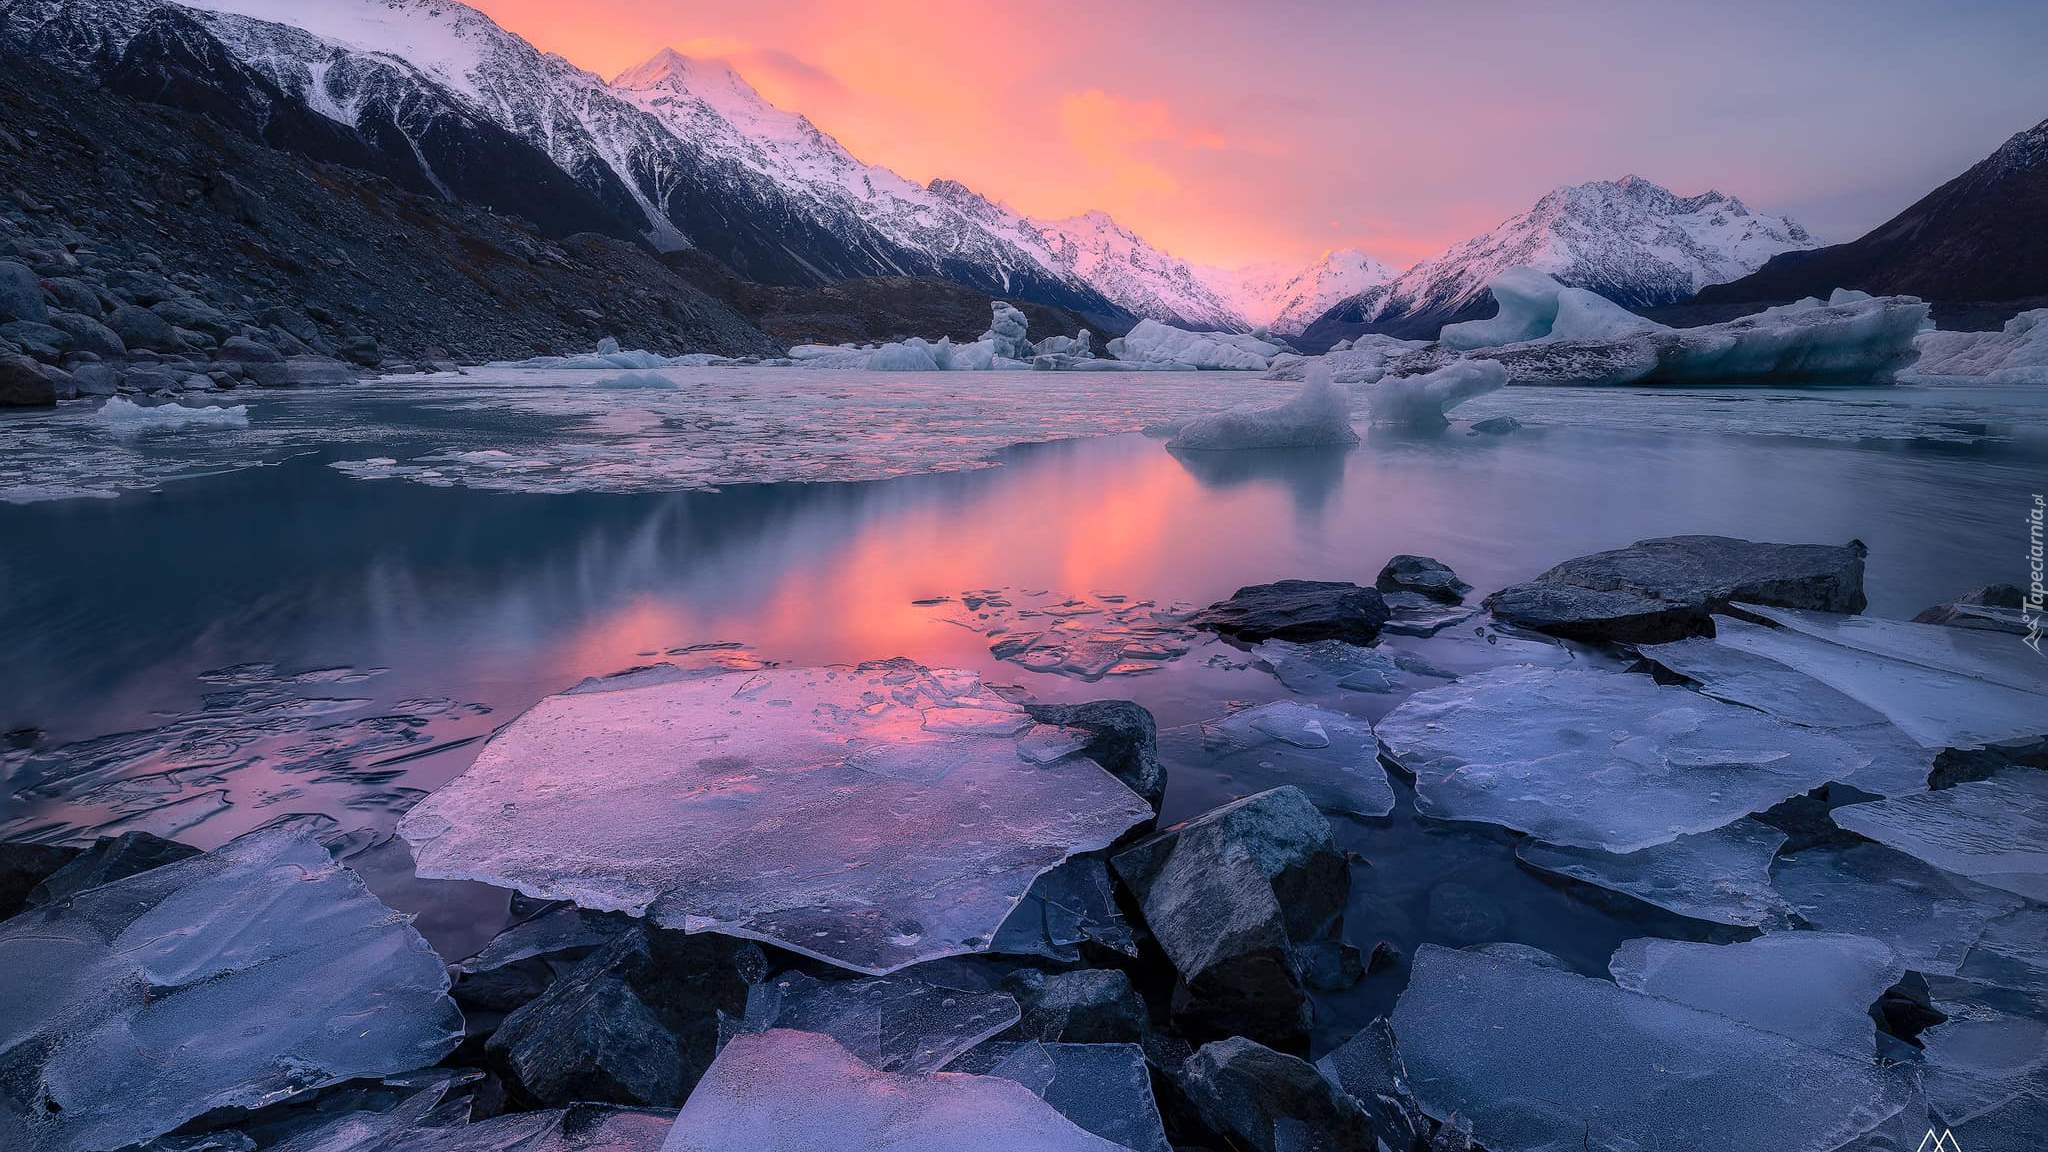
[{"left": 1166, "top": 442, "right": 1352, "bottom": 522}]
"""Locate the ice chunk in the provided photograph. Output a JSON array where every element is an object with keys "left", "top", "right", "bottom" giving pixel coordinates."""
[
  {"left": 1377, "top": 667, "right": 1871, "bottom": 851},
  {"left": 1910, "top": 309, "right": 2048, "bottom": 383},
  {"left": 1958, "top": 904, "right": 2048, "bottom": 994},
  {"left": 866, "top": 338, "right": 943, "bottom": 372},
  {"left": 1366, "top": 360, "right": 1506, "bottom": 426},
  {"left": 1441, "top": 267, "right": 1661, "bottom": 349},
  {"left": 947, "top": 1042, "right": 1171, "bottom": 1152},
  {"left": 95, "top": 396, "right": 249, "bottom": 433},
  {"left": 1390, "top": 944, "right": 1915, "bottom": 1152},
  {"left": 1609, "top": 933, "right": 1904, "bottom": 1057},
  {"left": 1769, "top": 842, "right": 2024, "bottom": 975},
  {"left": 658, "top": 1030, "right": 1136, "bottom": 1152},
  {"left": 593, "top": 371, "right": 682, "bottom": 390},
  {"left": 1107, "top": 318, "right": 1288, "bottom": 371},
  {"left": 0, "top": 825, "right": 462, "bottom": 1152},
  {"left": 1166, "top": 360, "right": 1358, "bottom": 449},
  {"left": 458, "top": 903, "right": 632, "bottom": 973},
  {"left": 739, "top": 971, "right": 1019, "bottom": 1075},
  {"left": 266, "top": 1095, "right": 673, "bottom": 1152},
  {"left": 1515, "top": 817, "right": 1792, "bottom": 927},
  {"left": 1917, "top": 977, "right": 2048, "bottom": 1130},
  {"left": 1252, "top": 637, "right": 1453, "bottom": 695},
  {"left": 982, "top": 301, "right": 1034, "bottom": 360},
  {"left": 1830, "top": 768, "right": 2048, "bottom": 901},
  {"left": 1162, "top": 700, "right": 1395, "bottom": 817},
  {"left": 989, "top": 852, "right": 1136, "bottom": 961},
  {"left": 399, "top": 661, "right": 1154, "bottom": 975}
]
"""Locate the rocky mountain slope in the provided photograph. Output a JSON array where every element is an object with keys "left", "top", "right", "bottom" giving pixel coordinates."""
[
  {"left": 1303, "top": 177, "right": 1814, "bottom": 344},
  {"left": 1696, "top": 116, "right": 2048, "bottom": 307},
  {"left": 1196, "top": 248, "right": 1397, "bottom": 335},
  {"left": 1028, "top": 211, "right": 1246, "bottom": 330}
]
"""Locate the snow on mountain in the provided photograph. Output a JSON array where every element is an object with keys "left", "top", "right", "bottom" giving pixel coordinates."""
[
  {"left": 1309, "top": 177, "right": 1815, "bottom": 340},
  {"left": 1029, "top": 211, "right": 1248, "bottom": 330},
  {"left": 1197, "top": 249, "right": 1398, "bottom": 335}
]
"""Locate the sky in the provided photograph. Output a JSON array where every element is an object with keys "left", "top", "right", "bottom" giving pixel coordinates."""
[{"left": 469, "top": 0, "right": 2048, "bottom": 270}]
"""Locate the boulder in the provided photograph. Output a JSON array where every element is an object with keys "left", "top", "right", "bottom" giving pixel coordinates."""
[
  {"left": 69, "top": 362, "right": 120, "bottom": 396},
  {"left": 1003, "top": 968, "right": 1150, "bottom": 1044},
  {"left": 104, "top": 268, "right": 178, "bottom": 305},
  {"left": 0, "top": 320, "right": 69, "bottom": 360},
  {"left": 1484, "top": 535, "right": 1868, "bottom": 644},
  {"left": 0, "top": 351, "right": 55, "bottom": 406},
  {"left": 257, "top": 305, "right": 320, "bottom": 346},
  {"left": 1911, "top": 584, "right": 2032, "bottom": 636},
  {"left": 215, "top": 336, "right": 283, "bottom": 363},
  {"left": 27, "top": 832, "right": 201, "bottom": 906},
  {"left": 1189, "top": 580, "right": 1391, "bottom": 646},
  {"left": 152, "top": 298, "right": 236, "bottom": 343},
  {"left": 1374, "top": 555, "right": 1471, "bottom": 603},
  {"left": 1469, "top": 415, "right": 1522, "bottom": 434},
  {"left": 1112, "top": 787, "right": 1348, "bottom": 1048},
  {"left": 1176, "top": 1037, "right": 1377, "bottom": 1152},
  {"left": 337, "top": 335, "right": 381, "bottom": 367},
  {"left": 0, "top": 259, "right": 46, "bottom": 323},
  {"left": 0, "top": 841, "right": 79, "bottom": 920},
  {"left": 282, "top": 355, "right": 353, "bottom": 385},
  {"left": 46, "top": 311, "right": 125, "bottom": 359},
  {"left": 108, "top": 304, "right": 183, "bottom": 353},
  {"left": 1020, "top": 699, "right": 1165, "bottom": 811},
  {"left": 40, "top": 277, "right": 105, "bottom": 316}
]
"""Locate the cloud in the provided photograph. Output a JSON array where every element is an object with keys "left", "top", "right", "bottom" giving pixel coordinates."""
[{"left": 1056, "top": 90, "right": 1230, "bottom": 198}]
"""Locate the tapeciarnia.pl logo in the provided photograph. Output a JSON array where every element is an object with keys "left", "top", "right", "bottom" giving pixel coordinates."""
[
  {"left": 2027, "top": 493, "right": 2044, "bottom": 656},
  {"left": 1916, "top": 1129, "right": 1962, "bottom": 1152}
]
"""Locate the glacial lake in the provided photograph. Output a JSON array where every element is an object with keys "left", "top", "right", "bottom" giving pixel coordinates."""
[{"left": 3, "top": 368, "right": 2043, "bottom": 1047}]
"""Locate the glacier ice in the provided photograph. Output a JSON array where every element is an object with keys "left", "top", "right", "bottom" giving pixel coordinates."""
[
  {"left": 1251, "top": 637, "right": 1453, "bottom": 695},
  {"left": 658, "top": 1030, "right": 1137, "bottom": 1152},
  {"left": 1159, "top": 699, "right": 1396, "bottom": 817},
  {"left": 95, "top": 396, "right": 249, "bottom": 433},
  {"left": 1440, "top": 266, "right": 1661, "bottom": 349},
  {"left": 983, "top": 301, "right": 1035, "bottom": 360},
  {"left": 1390, "top": 944, "right": 1914, "bottom": 1152},
  {"left": 1107, "top": 318, "right": 1288, "bottom": 371},
  {"left": 1911, "top": 309, "right": 2048, "bottom": 383},
  {"left": 1165, "top": 359, "right": 1358, "bottom": 449},
  {"left": 1830, "top": 768, "right": 2048, "bottom": 901},
  {"left": 1608, "top": 933, "right": 1904, "bottom": 1057},
  {"left": 1376, "top": 666, "right": 1870, "bottom": 851},
  {"left": 1515, "top": 817, "right": 1792, "bottom": 926},
  {"left": 1366, "top": 359, "right": 1507, "bottom": 426},
  {"left": 739, "top": 971, "right": 1019, "bottom": 1075},
  {"left": 398, "top": 661, "right": 1153, "bottom": 975},
  {"left": 0, "top": 824, "right": 462, "bottom": 1152},
  {"left": 1769, "top": 842, "right": 2025, "bottom": 976},
  {"left": 946, "top": 1042, "right": 1171, "bottom": 1152}
]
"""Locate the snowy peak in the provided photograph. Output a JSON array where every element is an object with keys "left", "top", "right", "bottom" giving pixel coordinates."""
[
  {"left": 1200, "top": 248, "right": 1398, "bottom": 335},
  {"left": 611, "top": 48, "right": 782, "bottom": 130},
  {"left": 1028, "top": 211, "right": 1248, "bottom": 331}
]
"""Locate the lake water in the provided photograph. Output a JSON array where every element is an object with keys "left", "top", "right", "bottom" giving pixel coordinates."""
[{"left": 2, "top": 368, "right": 2042, "bottom": 1046}]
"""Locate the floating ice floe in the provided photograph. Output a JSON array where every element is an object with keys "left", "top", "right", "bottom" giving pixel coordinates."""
[
  {"left": 1441, "top": 266, "right": 1665, "bottom": 350},
  {"left": 1608, "top": 933, "right": 1904, "bottom": 1058},
  {"left": 1166, "top": 360, "right": 1358, "bottom": 449},
  {"left": 1266, "top": 334, "right": 1433, "bottom": 383},
  {"left": 947, "top": 1042, "right": 1172, "bottom": 1152},
  {"left": 1515, "top": 817, "right": 1792, "bottom": 927},
  {"left": 1769, "top": 842, "right": 2025, "bottom": 976},
  {"left": 0, "top": 825, "right": 463, "bottom": 1152},
  {"left": 1910, "top": 309, "right": 2048, "bottom": 383},
  {"left": 398, "top": 661, "right": 1154, "bottom": 975},
  {"left": 988, "top": 853, "right": 1136, "bottom": 962},
  {"left": 916, "top": 588, "right": 1197, "bottom": 681},
  {"left": 1829, "top": 768, "right": 2048, "bottom": 901},
  {"left": 1159, "top": 700, "right": 1396, "bottom": 817},
  {"left": 1251, "top": 637, "right": 1453, "bottom": 695},
  {"left": 1376, "top": 666, "right": 1870, "bottom": 851},
  {"left": 659, "top": 1030, "right": 1138, "bottom": 1152},
  {"left": 1390, "top": 944, "right": 1915, "bottom": 1152},
  {"left": 94, "top": 395, "right": 249, "bottom": 433},
  {"left": 1916, "top": 977, "right": 2048, "bottom": 1136},
  {"left": 264, "top": 1088, "right": 674, "bottom": 1152},
  {"left": 593, "top": 371, "right": 684, "bottom": 389},
  {"left": 1107, "top": 318, "right": 1289, "bottom": 371},
  {"left": 457, "top": 904, "right": 632, "bottom": 973},
  {"left": 788, "top": 302, "right": 1097, "bottom": 372},
  {"left": 1366, "top": 359, "right": 1507, "bottom": 426},
  {"left": 738, "top": 971, "right": 1020, "bottom": 1075},
  {"left": 487, "top": 337, "right": 734, "bottom": 371}
]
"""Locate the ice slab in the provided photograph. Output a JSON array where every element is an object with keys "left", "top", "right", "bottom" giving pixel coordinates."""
[
  {"left": 1515, "top": 817, "right": 1791, "bottom": 926},
  {"left": 1377, "top": 667, "right": 1871, "bottom": 851},
  {"left": 1167, "top": 360, "right": 1358, "bottom": 450},
  {"left": 947, "top": 1042, "right": 1171, "bottom": 1152},
  {"left": 1251, "top": 637, "right": 1453, "bottom": 695},
  {"left": 1958, "top": 904, "right": 2048, "bottom": 994},
  {"left": 1441, "top": 267, "right": 1663, "bottom": 350},
  {"left": 1911, "top": 309, "right": 2048, "bottom": 383},
  {"left": 915, "top": 588, "right": 1198, "bottom": 682},
  {"left": 658, "top": 1030, "right": 1137, "bottom": 1152},
  {"left": 95, "top": 396, "right": 250, "bottom": 434},
  {"left": 0, "top": 825, "right": 462, "bottom": 1152},
  {"left": 1107, "top": 318, "right": 1287, "bottom": 371},
  {"left": 1160, "top": 700, "right": 1396, "bottom": 817},
  {"left": 739, "top": 971, "right": 1020, "bottom": 1075},
  {"left": 458, "top": 903, "right": 633, "bottom": 973},
  {"left": 1609, "top": 933, "right": 1904, "bottom": 1057},
  {"left": 1390, "top": 944, "right": 1914, "bottom": 1152},
  {"left": 268, "top": 1094, "right": 673, "bottom": 1152},
  {"left": 1769, "top": 842, "right": 2025, "bottom": 976},
  {"left": 398, "top": 661, "right": 1154, "bottom": 975},
  {"left": 1831, "top": 768, "right": 2048, "bottom": 901},
  {"left": 1366, "top": 360, "right": 1506, "bottom": 426},
  {"left": 988, "top": 852, "right": 1136, "bottom": 961},
  {"left": 1919, "top": 978, "right": 2048, "bottom": 1130}
]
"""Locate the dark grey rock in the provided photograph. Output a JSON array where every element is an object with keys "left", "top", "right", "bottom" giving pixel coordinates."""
[
  {"left": 104, "top": 268, "right": 178, "bottom": 305},
  {"left": 0, "top": 841, "right": 79, "bottom": 919},
  {"left": 1911, "top": 584, "right": 2032, "bottom": 636},
  {"left": 69, "top": 362, "right": 120, "bottom": 395},
  {"left": 1484, "top": 535, "right": 1869, "bottom": 644},
  {"left": 257, "top": 305, "right": 320, "bottom": 346},
  {"left": 0, "top": 259, "right": 45, "bottom": 323},
  {"left": 1189, "top": 580, "right": 1391, "bottom": 646},
  {"left": 215, "top": 336, "right": 283, "bottom": 363},
  {"left": 1020, "top": 699, "right": 1164, "bottom": 810},
  {"left": 27, "top": 832, "right": 201, "bottom": 906},
  {"left": 1468, "top": 415, "right": 1522, "bottom": 434},
  {"left": 46, "top": 311, "right": 125, "bottom": 359},
  {"left": 0, "top": 319, "right": 69, "bottom": 360},
  {"left": 337, "top": 335, "right": 381, "bottom": 367},
  {"left": 108, "top": 303, "right": 183, "bottom": 353},
  {"left": 1315, "top": 1019, "right": 1428, "bottom": 1151},
  {"left": 1374, "top": 555, "right": 1472, "bottom": 603},
  {"left": 40, "top": 277, "right": 104, "bottom": 315},
  {"left": 152, "top": 298, "right": 236, "bottom": 343},
  {"left": 1112, "top": 786, "right": 1348, "bottom": 1048},
  {"left": 1298, "top": 941, "right": 1365, "bottom": 991},
  {"left": 281, "top": 355, "right": 352, "bottom": 385},
  {"left": 1177, "top": 1036, "right": 1377, "bottom": 1152},
  {"left": 0, "top": 351, "right": 54, "bottom": 406},
  {"left": 1003, "top": 968, "right": 1150, "bottom": 1044}
]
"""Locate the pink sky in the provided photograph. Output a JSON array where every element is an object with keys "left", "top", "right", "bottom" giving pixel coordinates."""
[{"left": 472, "top": 0, "right": 2048, "bottom": 269}]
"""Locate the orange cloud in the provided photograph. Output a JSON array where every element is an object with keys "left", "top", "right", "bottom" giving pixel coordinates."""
[{"left": 1057, "top": 90, "right": 1230, "bottom": 198}]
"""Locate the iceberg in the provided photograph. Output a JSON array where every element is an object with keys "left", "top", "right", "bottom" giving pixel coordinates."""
[
  {"left": 1910, "top": 309, "right": 2048, "bottom": 383},
  {"left": 1769, "top": 842, "right": 2025, "bottom": 976},
  {"left": 485, "top": 340, "right": 730, "bottom": 371},
  {"left": 1830, "top": 768, "right": 2048, "bottom": 901},
  {"left": 1166, "top": 360, "right": 1358, "bottom": 449},
  {"left": 1366, "top": 359, "right": 1507, "bottom": 426},
  {"left": 0, "top": 825, "right": 462, "bottom": 1152},
  {"left": 738, "top": 971, "right": 1020, "bottom": 1075},
  {"left": 1609, "top": 933, "right": 1904, "bottom": 1057},
  {"left": 658, "top": 1030, "right": 1137, "bottom": 1152},
  {"left": 398, "top": 660, "right": 1154, "bottom": 975},
  {"left": 946, "top": 1042, "right": 1171, "bottom": 1152},
  {"left": 1390, "top": 944, "right": 1915, "bottom": 1152},
  {"left": 1378, "top": 666, "right": 1870, "bottom": 851},
  {"left": 1158, "top": 699, "right": 1396, "bottom": 817},
  {"left": 1107, "top": 318, "right": 1289, "bottom": 370},
  {"left": 983, "top": 301, "right": 1035, "bottom": 360},
  {"left": 593, "top": 371, "right": 682, "bottom": 389},
  {"left": 1441, "top": 266, "right": 1662, "bottom": 349},
  {"left": 95, "top": 396, "right": 249, "bottom": 433},
  {"left": 1515, "top": 817, "right": 1792, "bottom": 927}
]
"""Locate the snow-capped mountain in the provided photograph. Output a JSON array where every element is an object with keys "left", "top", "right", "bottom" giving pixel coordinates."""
[
  {"left": 1196, "top": 249, "right": 1398, "bottom": 335},
  {"left": 1029, "top": 211, "right": 1247, "bottom": 330},
  {"left": 1307, "top": 176, "right": 1815, "bottom": 341}
]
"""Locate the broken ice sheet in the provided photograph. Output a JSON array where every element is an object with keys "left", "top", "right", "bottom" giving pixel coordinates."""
[
  {"left": 0, "top": 825, "right": 462, "bottom": 1152},
  {"left": 1831, "top": 768, "right": 2048, "bottom": 901},
  {"left": 1377, "top": 667, "right": 1870, "bottom": 851},
  {"left": 458, "top": 903, "right": 634, "bottom": 973},
  {"left": 267, "top": 1095, "right": 673, "bottom": 1152},
  {"left": 739, "top": 971, "right": 1020, "bottom": 1075},
  {"left": 917, "top": 588, "right": 1198, "bottom": 681},
  {"left": 399, "top": 661, "right": 1154, "bottom": 975},
  {"left": 1251, "top": 638, "right": 1453, "bottom": 696},
  {"left": 1609, "top": 933, "right": 1904, "bottom": 1058},
  {"left": 989, "top": 852, "right": 1136, "bottom": 961},
  {"left": 947, "top": 1042, "right": 1172, "bottom": 1152},
  {"left": 1390, "top": 944, "right": 1914, "bottom": 1152},
  {"left": 1159, "top": 700, "right": 1395, "bottom": 817},
  {"left": 1769, "top": 842, "right": 2024, "bottom": 976},
  {"left": 658, "top": 1030, "right": 1137, "bottom": 1152},
  {"left": 1515, "top": 817, "right": 1792, "bottom": 927},
  {"left": 1918, "top": 977, "right": 2048, "bottom": 1130}
]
